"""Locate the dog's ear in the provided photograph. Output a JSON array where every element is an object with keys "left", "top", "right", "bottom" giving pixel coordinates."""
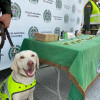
[
  {"left": 36, "top": 54, "right": 39, "bottom": 70},
  {"left": 11, "top": 57, "right": 18, "bottom": 73}
]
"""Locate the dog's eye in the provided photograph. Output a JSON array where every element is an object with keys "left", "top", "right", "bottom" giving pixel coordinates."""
[
  {"left": 31, "top": 55, "right": 34, "bottom": 57},
  {"left": 20, "top": 56, "right": 25, "bottom": 59}
]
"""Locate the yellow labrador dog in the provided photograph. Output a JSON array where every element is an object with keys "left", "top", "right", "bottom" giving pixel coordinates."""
[{"left": 0, "top": 50, "right": 39, "bottom": 100}]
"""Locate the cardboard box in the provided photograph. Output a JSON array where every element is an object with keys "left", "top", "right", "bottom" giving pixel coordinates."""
[{"left": 34, "top": 33, "right": 58, "bottom": 42}]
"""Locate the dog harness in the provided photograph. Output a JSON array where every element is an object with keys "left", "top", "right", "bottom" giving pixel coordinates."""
[{"left": 0, "top": 75, "right": 36, "bottom": 100}]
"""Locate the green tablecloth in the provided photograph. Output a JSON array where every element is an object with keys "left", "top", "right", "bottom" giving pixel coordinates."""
[{"left": 20, "top": 35, "right": 100, "bottom": 100}]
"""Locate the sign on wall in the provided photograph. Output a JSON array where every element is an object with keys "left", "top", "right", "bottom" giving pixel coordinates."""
[{"left": 0, "top": 0, "right": 84, "bottom": 70}]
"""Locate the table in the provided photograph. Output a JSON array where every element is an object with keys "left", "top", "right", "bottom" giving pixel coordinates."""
[{"left": 20, "top": 35, "right": 100, "bottom": 100}]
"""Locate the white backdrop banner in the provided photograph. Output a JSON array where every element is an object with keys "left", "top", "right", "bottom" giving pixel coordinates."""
[{"left": 0, "top": 0, "right": 84, "bottom": 70}]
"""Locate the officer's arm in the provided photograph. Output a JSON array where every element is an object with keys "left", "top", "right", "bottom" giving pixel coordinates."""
[
  {"left": 0, "top": 0, "right": 12, "bottom": 16},
  {"left": 0, "top": 0, "right": 12, "bottom": 28},
  {"left": 84, "top": 2, "right": 92, "bottom": 31}
]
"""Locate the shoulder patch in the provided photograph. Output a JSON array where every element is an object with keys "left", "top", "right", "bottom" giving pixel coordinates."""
[{"left": 87, "top": 5, "right": 91, "bottom": 7}]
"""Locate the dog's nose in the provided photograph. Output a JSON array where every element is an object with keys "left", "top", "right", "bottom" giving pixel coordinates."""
[{"left": 27, "top": 61, "right": 34, "bottom": 67}]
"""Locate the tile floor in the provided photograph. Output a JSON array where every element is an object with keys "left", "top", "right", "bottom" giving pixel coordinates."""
[{"left": 0, "top": 66, "right": 100, "bottom": 100}]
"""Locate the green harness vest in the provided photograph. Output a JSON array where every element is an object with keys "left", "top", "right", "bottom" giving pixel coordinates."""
[
  {"left": 0, "top": 75, "right": 36, "bottom": 100},
  {"left": 90, "top": 0, "right": 100, "bottom": 25}
]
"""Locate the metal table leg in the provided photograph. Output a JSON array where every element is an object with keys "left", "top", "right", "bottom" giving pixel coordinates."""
[{"left": 57, "top": 69, "right": 62, "bottom": 100}]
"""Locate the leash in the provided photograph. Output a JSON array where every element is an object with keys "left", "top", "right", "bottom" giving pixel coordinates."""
[
  {"left": 5, "top": 28, "right": 16, "bottom": 54},
  {"left": 0, "top": 22, "right": 5, "bottom": 49},
  {"left": 0, "top": 21, "right": 15, "bottom": 62}
]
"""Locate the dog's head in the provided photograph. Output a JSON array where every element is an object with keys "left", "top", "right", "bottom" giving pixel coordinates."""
[{"left": 11, "top": 50, "right": 39, "bottom": 77}]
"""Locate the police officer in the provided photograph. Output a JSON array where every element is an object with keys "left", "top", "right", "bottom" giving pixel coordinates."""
[
  {"left": 0, "top": 0, "right": 12, "bottom": 28},
  {"left": 82, "top": 0, "right": 100, "bottom": 35}
]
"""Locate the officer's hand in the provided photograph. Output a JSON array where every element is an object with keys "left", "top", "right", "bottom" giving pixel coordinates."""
[
  {"left": 86, "top": 31, "right": 91, "bottom": 34},
  {"left": 0, "top": 14, "right": 11, "bottom": 28}
]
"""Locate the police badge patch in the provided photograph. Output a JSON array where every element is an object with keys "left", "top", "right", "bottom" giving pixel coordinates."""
[{"left": 1, "top": 83, "right": 6, "bottom": 94}]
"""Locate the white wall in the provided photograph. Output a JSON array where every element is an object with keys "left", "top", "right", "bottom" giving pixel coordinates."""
[{"left": 0, "top": 0, "right": 84, "bottom": 70}]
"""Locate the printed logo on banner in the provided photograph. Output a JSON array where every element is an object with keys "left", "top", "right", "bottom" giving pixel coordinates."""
[
  {"left": 70, "top": 27, "right": 74, "bottom": 33},
  {"left": 72, "top": 4, "right": 76, "bottom": 13},
  {"left": 54, "top": 27, "right": 60, "bottom": 35},
  {"left": 97, "top": 58, "right": 100, "bottom": 73},
  {"left": 77, "top": 17, "right": 80, "bottom": 24},
  {"left": 29, "top": 0, "right": 38, "bottom": 4},
  {"left": 28, "top": 26, "right": 39, "bottom": 38},
  {"left": 11, "top": 2, "right": 21, "bottom": 20},
  {"left": 64, "top": 14, "right": 69, "bottom": 23},
  {"left": 8, "top": 45, "right": 20, "bottom": 60},
  {"left": 43, "top": 10, "right": 52, "bottom": 22},
  {"left": 56, "top": 0, "right": 62, "bottom": 9},
  {"left": 78, "top": 0, "right": 82, "bottom": 4}
]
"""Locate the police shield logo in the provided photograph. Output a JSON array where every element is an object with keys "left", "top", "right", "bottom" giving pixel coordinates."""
[
  {"left": 97, "top": 58, "right": 100, "bottom": 73},
  {"left": 64, "top": 14, "right": 69, "bottom": 23},
  {"left": 56, "top": 0, "right": 62, "bottom": 9},
  {"left": 11, "top": 2, "right": 21, "bottom": 20},
  {"left": 43, "top": 10, "right": 51, "bottom": 22},
  {"left": 29, "top": 0, "right": 38, "bottom": 4},
  {"left": 8, "top": 45, "right": 20, "bottom": 60},
  {"left": 28, "top": 26, "right": 38, "bottom": 38},
  {"left": 54, "top": 27, "right": 60, "bottom": 36},
  {"left": 1, "top": 83, "right": 5, "bottom": 94},
  {"left": 72, "top": 4, "right": 76, "bottom": 13}
]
